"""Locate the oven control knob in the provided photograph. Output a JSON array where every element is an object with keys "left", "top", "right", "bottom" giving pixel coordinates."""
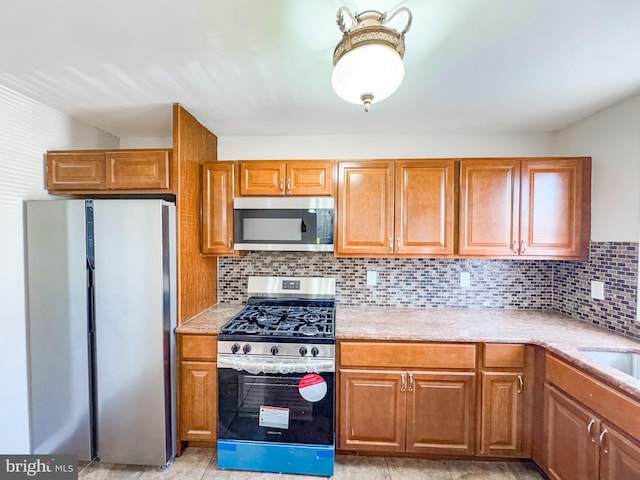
[
  {"left": 311, "top": 346, "right": 319, "bottom": 357},
  {"left": 270, "top": 345, "right": 279, "bottom": 356},
  {"left": 299, "top": 347, "right": 308, "bottom": 357},
  {"left": 243, "top": 344, "right": 252, "bottom": 354},
  {"left": 231, "top": 343, "right": 240, "bottom": 354}
]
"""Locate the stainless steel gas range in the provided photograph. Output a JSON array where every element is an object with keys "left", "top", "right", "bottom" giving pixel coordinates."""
[{"left": 217, "top": 276, "right": 336, "bottom": 477}]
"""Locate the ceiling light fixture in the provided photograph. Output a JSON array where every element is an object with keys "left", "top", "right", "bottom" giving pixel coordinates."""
[{"left": 331, "top": 6, "right": 412, "bottom": 112}]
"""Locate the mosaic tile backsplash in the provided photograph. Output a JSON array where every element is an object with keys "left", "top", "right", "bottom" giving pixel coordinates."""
[
  {"left": 218, "top": 242, "right": 639, "bottom": 340},
  {"left": 553, "top": 242, "right": 639, "bottom": 339}
]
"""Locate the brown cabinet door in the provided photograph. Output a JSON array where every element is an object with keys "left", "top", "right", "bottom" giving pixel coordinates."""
[
  {"left": 106, "top": 150, "right": 170, "bottom": 190},
  {"left": 395, "top": 160, "right": 456, "bottom": 256},
  {"left": 459, "top": 159, "right": 520, "bottom": 256},
  {"left": 544, "top": 384, "right": 599, "bottom": 480},
  {"left": 179, "top": 360, "right": 217, "bottom": 441},
  {"left": 336, "top": 161, "right": 394, "bottom": 256},
  {"left": 238, "top": 161, "right": 285, "bottom": 195},
  {"left": 406, "top": 371, "right": 476, "bottom": 455},
  {"left": 338, "top": 369, "right": 406, "bottom": 452},
  {"left": 46, "top": 152, "right": 106, "bottom": 191},
  {"left": 286, "top": 161, "right": 333, "bottom": 196},
  {"left": 480, "top": 371, "right": 523, "bottom": 456},
  {"left": 520, "top": 158, "right": 590, "bottom": 258},
  {"left": 600, "top": 424, "right": 640, "bottom": 480},
  {"left": 201, "top": 162, "right": 234, "bottom": 255}
]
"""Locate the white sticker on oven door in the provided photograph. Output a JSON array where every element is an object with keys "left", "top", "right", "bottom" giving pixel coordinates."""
[
  {"left": 259, "top": 406, "right": 290, "bottom": 429},
  {"left": 298, "top": 374, "right": 327, "bottom": 402}
]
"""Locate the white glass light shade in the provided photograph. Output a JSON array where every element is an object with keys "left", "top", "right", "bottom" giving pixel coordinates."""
[{"left": 331, "top": 43, "right": 405, "bottom": 107}]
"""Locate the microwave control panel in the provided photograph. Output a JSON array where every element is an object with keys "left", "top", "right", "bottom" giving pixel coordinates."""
[{"left": 316, "top": 209, "right": 334, "bottom": 244}]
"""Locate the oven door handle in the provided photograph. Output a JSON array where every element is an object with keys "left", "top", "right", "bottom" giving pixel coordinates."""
[{"left": 218, "top": 354, "right": 335, "bottom": 375}]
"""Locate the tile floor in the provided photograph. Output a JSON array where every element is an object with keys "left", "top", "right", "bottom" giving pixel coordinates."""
[{"left": 78, "top": 447, "right": 547, "bottom": 479}]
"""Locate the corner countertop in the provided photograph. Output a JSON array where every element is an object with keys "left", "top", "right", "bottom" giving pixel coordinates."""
[{"left": 176, "top": 303, "right": 640, "bottom": 399}]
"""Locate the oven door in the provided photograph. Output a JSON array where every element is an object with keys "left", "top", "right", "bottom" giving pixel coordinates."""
[{"left": 218, "top": 356, "right": 335, "bottom": 446}]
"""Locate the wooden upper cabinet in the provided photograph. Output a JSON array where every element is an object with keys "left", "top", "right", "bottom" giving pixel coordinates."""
[
  {"left": 106, "top": 150, "right": 170, "bottom": 190},
  {"left": 336, "top": 161, "right": 394, "bottom": 256},
  {"left": 395, "top": 160, "right": 456, "bottom": 256},
  {"left": 46, "top": 149, "right": 172, "bottom": 194},
  {"left": 520, "top": 158, "right": 590, "bottom": 258},
  {"left": 238, "top": 160, "right": 333, "bottom": 196},
  {"left": 459, "top": 157, "right": 590, "bottom": 259},
  {"left": 337, "top": 159, "right": 456, "bottom": 257},
  {"left": 201, "top": 162, "right": 234, "bottom": 255},
  {"left": 459, "top": 159, "right": 520, "bottom": 257},
  {"left": 47, "top": 152, "right": 107, "bottom": 190}
]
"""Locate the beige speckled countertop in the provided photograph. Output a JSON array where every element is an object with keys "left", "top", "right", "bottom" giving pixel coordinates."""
[{"left": 176, "top": 303, "right": 640, "bottom": 399}]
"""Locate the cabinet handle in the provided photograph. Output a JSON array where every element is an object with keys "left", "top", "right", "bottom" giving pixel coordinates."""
[
  {"left": 400, "top": 373, "right": 406, "bottom": 392},
  {"left": 408, "top": 373, "right": 414, "bottom": 392},
  {"left": 517, "top": 375, "right": 523, "bottom": 394},
  {"left": 599, "top": 428, "right": 608, "bottom": 454},
  {"left": 521, "top": 240, "right": 527, "bottom": 254},
  {"left": 396, "top": 237, "right": 401, "bottom": 252},
  {"left": 513, "top": 241, "right": 519, "bottom": 254},
  {"left": 389, "top": 238, "right": 393, "bottom": 252},
  {"left": 286, "top": 178, "right": 291, "bottom": 194},
  {"left": 280, "top": 179, "right": 285, "bottom": 195},
  {"left": 587, "top": 419, "right": 596, "bottom": 443},
  {"left": 228, "top": 238, "right": 233, "bottom": 252}
]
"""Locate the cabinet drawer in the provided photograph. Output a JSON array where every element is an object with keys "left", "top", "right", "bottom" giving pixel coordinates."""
[
  {"left": 483, "top": 343, "right": 525, "bottom": 368},
  {"left": 180, "top": 334, "right": 217, "bottom": 361},
  {"left": 546, "top": 353, "right": 640, "bottom": 441},
  {"left": 339, "top": 342, "right": 476, "bottom": 369}
]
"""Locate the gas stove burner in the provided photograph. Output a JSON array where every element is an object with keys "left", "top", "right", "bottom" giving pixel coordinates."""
[
  {"left": 298, "top": 324, "right": 319, "bottom": 336},
  {"left": 243, "top": 323, "right": 260, "bottom": 334},
  {"left": 303, "top": 313, "right": 320, "bottom": 323}
]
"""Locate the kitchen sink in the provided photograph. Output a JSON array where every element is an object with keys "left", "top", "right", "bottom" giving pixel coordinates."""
[{"left": 579, "top": 349, "right": 640, "bottom": 380}]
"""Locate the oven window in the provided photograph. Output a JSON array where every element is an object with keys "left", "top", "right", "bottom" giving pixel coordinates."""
[
  {"left": 218, "top": 368, "right": 335, "bottom": 445},
  {"left": 239, "top": 375, "right": 312, "bottom": 422}
]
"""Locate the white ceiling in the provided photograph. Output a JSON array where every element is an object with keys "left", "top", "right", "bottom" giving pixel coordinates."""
[{"left": 1, "top": 0, "right": 640, "bottom": 139}]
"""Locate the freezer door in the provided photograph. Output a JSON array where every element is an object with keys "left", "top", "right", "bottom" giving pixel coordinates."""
[
  {"left": 25, "top": 200, "right": 93, "bottom": 460},
  {"left": 92, "top": 200, "right": 176, "bottom": 466}
]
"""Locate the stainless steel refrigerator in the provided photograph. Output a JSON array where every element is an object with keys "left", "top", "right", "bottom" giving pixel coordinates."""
[{"left": 24, "top": 199, "right": 176, "bottom": 466}]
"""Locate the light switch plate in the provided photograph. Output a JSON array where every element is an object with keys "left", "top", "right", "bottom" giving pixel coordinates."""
[
  {"left": 460, "top": 272, "right": 471, "bottom": 288},
  {"left": 591, "top": 280, "right": 604, "bottom": 300},
  {"left": 366, "top": 271, "right": 377, "bottom": 286}
]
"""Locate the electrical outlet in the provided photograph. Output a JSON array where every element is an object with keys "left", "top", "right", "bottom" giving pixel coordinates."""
[
  {"left": 366, "top": 271, "right": 377, "bottom": 286},
  {"left": 460, "top": 272, "right": 471, "bottom": 288},
  {"left": 591, "top": 280, "right": 604, "bottom": 300}
]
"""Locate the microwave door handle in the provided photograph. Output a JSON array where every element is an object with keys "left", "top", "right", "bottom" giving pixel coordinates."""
[{"left": 301, "top": 219, "right": 307, "bottom": 232}]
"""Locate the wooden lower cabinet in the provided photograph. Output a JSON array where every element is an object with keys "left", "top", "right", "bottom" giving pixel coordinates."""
[
  {"left": 544, "top": 383, "right": 640, "bottom": 480},
  {"left": 544, "top": 384, "right": 598, "bottom": 480},
  {"left": 601, "top": 424, "right": 640, "bottom": 480},
  {"left": 480, "top": 372, "right": 524, "bottom": 456},
  {"left": 339, "top": 369, "right": 476, "bottom": 455},
  {"left": 179, "top": 360, "right": 217, "bottom": 440},
  {"left": 479, "top": 343, "right": 528, "bottom": 457},
  {"left": 178, "top": 334, "right": 217, "bottom": 443}
]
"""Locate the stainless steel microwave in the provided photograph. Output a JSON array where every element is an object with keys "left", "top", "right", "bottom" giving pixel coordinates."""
[{"left": 233, "top": 197, "right": 334, "bottom": 252}]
